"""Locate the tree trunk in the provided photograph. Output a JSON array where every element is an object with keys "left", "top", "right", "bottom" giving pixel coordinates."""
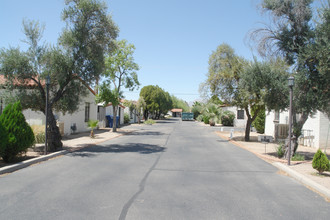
[
  {"left": 47, "top": 111, "right": 63, "bottom": 152},
  {"left": 112, "top": 105, "right": 117, "bottom": 132},
  {"left": 143, "top": 110, "right": 148, "bottom": 121},
  {"left": 292, "top": 111, "right": 309, "bottom": 153},
  {"left": 244, "top": 106, "right": 261, "bottom": 142},
  {"left": 245, "top": 117, "right": 253, "bottom": 141}
]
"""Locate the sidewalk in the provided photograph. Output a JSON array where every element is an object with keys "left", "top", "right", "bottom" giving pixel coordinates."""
[{"left": 214, "top": 127, "right": 330, "bottom": 199}]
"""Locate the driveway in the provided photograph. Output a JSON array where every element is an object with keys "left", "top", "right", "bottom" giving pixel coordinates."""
[{"left": 0, "top": 118, "right": 329, "bottom": 219}]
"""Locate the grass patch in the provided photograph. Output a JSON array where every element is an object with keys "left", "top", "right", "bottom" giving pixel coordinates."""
[
  {"left": 292, "top": 153, "right": 305, "bottom": 161},
  {"left": 144, "top": 119, "right": 156, "bottom": 125},
  {"left": 31, "top": 125, "right": 45, "bottom": 144}
]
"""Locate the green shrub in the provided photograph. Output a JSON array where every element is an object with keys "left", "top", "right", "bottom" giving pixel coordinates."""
[
  {"left": 221, "top": 111, "right": 235, "bottom": 126},
  {"left": 252, "top": 107, "right": 265, "bottom": 133},
  {"left": 203, "top": 115, "right": 210, "bottom": 124},
  {"left": 144, "top": 119, "right": 156, "bottom": 125},
  {"left": 275, "top": 144, "right": 285, "bottom": 158},
  {"left": 87, "top": 119, "right": 99, "bottom": 138},
  {"left": 292, "top": 153, "right": 305, "bottom": 161},
  {"left": 124, "top": 113, "right": 130, "bottom": 124},
  {"left": 0, "top": 101, "right": 35, "bottom": 162},
  {"left": 196, "top": 114, "right": 204, "bottom": 122},
  {"left": 0, "top": 121, "right": 8, "bottom": 157},
  {"left": 312, "top": 149, "right": 330, "bottom": 174}
]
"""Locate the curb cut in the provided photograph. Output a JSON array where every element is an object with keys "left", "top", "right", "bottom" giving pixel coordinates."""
[
  {"left": 273, "top": 162, "right": 330, "bottom": 200},
  {"left": 0, "top": 150, "right": 67, "bottom": 175}
]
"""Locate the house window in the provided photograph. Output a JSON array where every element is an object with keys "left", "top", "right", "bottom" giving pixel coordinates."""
[
  {"left": 237, "top": 110, "right": 244, "bottom": 119},
  {"left": 85, "top": 102, "right": 90, "bottom": 122},
  {"left": 274, "top": 110, "right": 280, "bottom": 122},
  {"left": 130, "top": 110, "right": 133, "bottom": 119}
]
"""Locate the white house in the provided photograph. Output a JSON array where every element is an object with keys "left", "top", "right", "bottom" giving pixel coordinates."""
[
  {"left": 221, "top": 106, "right": 247, "bottom": 128},
  {"left": 0, "top": 75, "right": 125, "bottom": 136},
  {"left": 124, "top": 106, "right": 138, "bottom": 123},
  {"left": 265, "top": 110, "right": 330, "bottom": 149}
]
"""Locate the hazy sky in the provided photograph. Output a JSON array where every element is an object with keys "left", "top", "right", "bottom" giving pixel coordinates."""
[{"left": 0, "top": 0, "right": 268, "bottom": 103}]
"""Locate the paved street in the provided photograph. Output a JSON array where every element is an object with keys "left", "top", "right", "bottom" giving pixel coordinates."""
[{"left": 0, "top": 118, "right": 329, "bottom": 219}]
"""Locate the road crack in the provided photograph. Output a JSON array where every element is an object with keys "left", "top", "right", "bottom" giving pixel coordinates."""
[{"left": 118, "top": 126, "right": 175, "bottom": 220}]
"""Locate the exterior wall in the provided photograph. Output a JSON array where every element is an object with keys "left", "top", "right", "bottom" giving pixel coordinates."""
[
  {"left": 222, "top": 106, "right": 247, "bottom": 128},
  {"left": 56, "top": 90, "right": 97, "bottom": 135},
  {"left": 23, "top": 109, "right": 45, "bottom": 125},
  {"left": 301, "top": 112, "right": 320, "bottom": 148},
  {"left": 265, "top": 110, "right": 330, "bottom": 149},
  {"left": 319, "top": 112, "right": 330, "bottom": 149},
  {"left": 20, "top": 88, "right": 98, "bottom": 136},
  {"left": 124, "top": 107, "right": 138, "bottom": 123},
  {"left": 264, "top": 111, "right": 275, "bottom": 136}
]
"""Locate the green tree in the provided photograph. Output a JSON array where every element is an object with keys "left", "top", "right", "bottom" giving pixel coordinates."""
[
  {"left": 205, "top": 43, "right": 245, "bottom": 103},
  {"left": 140, "top": 85, "right": 173, "bottom": 119},
  {"left": 171, "top": 95, "right": 190, "bottom": 112},
  {"left": 209, "top": 95, "right": 223, "bottom": 105},
  {"left": 0, "top": 0, "right": 118, "bottom": 151},
  {"left": 191, "top": 101, "right": 203, "bottom": 119},
  {"left": 100, "top": 39, "right": 140, "bottom": 132},
  {"left": 252, "top": 0, "right": 330, "bottom": 151},
  {"left": 0, "top": 102, "right": 34, "bottom": 162},
  {"left": 238, "top": 59, "right": 289, "bottom": 140},
  {"left": 204, "top": 43, "right": 288, "bottom": 140}
]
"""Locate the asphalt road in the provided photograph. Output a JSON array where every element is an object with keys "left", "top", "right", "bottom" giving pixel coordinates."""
[{"left": 0, "top": 118, "right": 329, "bottom": 219}]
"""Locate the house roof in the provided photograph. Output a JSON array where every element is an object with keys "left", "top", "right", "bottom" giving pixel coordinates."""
[
  {"left": 0, "top": 74, "right": 97, "bottom": 95},
  {"left": 171, "top": 108, "right": 183, "bottom": 113},
  {"left": 0, "top": 75, "right": 41, "bottom": 87}
]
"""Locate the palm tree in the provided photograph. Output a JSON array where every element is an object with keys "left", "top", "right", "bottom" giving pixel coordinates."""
[
  {"left": 203, "top": 103, "right": 222, "bottom": 126},
  {"left": 87, "top": 120, "right": 99, "bottom": 138}
]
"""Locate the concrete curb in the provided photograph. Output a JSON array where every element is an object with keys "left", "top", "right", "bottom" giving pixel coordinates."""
[
  {"left": 0, "top": 150, "right": 67, "bottom": 175},
  {"left": 273, "top": 162, "right": 330, "bottom": 200}
]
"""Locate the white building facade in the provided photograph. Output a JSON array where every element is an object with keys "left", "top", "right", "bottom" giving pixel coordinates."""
[{"left": 265, "top": 110, "right": 330, "bottom": 149}]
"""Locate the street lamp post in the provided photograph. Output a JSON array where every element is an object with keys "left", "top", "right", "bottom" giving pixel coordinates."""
[
  {"left": 45, "top": 75, "right": 50, "bottom": 155},
  {"left": 288, "top": 76, "right": 294, "bottom": 165}
]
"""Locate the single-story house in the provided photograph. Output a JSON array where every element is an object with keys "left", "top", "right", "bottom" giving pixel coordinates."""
[
  {"left": 221, "top": 106, "right": 247, "bottom": 128},
  {"left": 171, "top": 108, "right": 182, "bottom": 117},
  {"left": 123, "top": 105, "right": 139, "bottom": 124},
  {"left": 265, "top": 110, "right": 330, "bottom": 149},
  {"left": 0, "top": 75, "right": 125, "bottom": 136}
]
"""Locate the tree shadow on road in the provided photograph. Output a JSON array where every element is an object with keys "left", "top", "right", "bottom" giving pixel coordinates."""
[
  {"left": 69, "top": 143, "right": 165, "bottom": 158},
  {"left": 126, "top": 131, "right": 165, "bottom": 136}
]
